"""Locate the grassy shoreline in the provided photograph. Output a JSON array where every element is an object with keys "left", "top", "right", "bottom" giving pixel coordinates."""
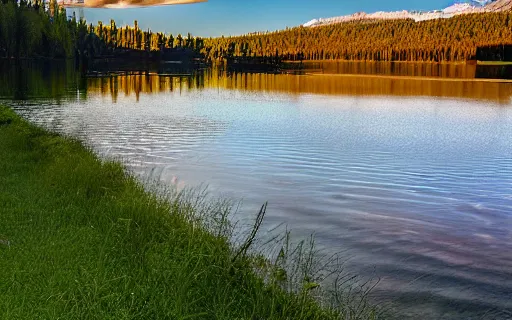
[{"left": 0, "top": 106, "right": 380, "bottom": 319}]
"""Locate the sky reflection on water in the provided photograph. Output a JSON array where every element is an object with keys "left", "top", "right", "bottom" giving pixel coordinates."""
[{"left": 2, "top": 66, "right": 512, "bottom": 319}]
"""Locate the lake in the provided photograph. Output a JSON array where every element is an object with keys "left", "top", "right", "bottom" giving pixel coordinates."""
[{"left": 1, "top": 61, "right": 511, "bottom": 319}]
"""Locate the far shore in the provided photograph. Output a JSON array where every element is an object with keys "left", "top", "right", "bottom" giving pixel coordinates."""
[
  {"left": 284, "top": 59, "right": 512, "bottom": 66},
  {"left": 304, "top": 72, "right": 512, "bottom": 83}
]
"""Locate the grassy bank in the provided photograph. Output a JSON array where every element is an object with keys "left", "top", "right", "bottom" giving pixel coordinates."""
[{"left": 0, "top": 106, "right": 380, "bottom": 319}]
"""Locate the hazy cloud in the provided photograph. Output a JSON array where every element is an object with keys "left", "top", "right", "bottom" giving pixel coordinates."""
[{"left": 61, "top": 0, "right": 206, "bottom": 8}]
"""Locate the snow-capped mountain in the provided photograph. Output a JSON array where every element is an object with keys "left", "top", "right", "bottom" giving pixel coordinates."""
[
  {"left": 484, "top": 0, "right": 512, "bottom": 10},
  {"left": 302, "top": 0, "right": 509, "bottom": 27},
  {"left": 466, "top": 0, "right": 492, "bottom": 5}
]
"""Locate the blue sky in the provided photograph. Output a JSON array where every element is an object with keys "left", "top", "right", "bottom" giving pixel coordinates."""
[{"left": 70, "top": 0, "right": 455, "bottom": 37}]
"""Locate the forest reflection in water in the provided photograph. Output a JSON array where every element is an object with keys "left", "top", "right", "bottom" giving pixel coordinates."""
[
  {"left": 290, "top": 60, "right": 512, "bottom": 80},
  {"left": 85, "top": 68, "right": 512, "bottom": 104},
  {"left": 1, "top": 60, "right": 511, "bottom": 103}
]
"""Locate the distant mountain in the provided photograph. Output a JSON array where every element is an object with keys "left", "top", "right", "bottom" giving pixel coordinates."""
[
  {"left": 302, "top": 0, "right": 511, "bottom": 27},
  {"left": 466, "top": 0, "right": 493, "bottom": 5},
  {"left": 484, "top": 0, "right": 512, "bottom": 11}
]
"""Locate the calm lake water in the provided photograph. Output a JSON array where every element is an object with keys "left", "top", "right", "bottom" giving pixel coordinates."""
[{"left": 1, "top": 61, "right": 512, "bottom": 319}]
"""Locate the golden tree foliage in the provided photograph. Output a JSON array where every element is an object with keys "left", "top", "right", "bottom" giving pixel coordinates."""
[{"left": 202, "top": 12, "right": 512, "bottom": 62}]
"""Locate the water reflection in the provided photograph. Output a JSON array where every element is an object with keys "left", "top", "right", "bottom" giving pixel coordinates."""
[
  {"left": 205, "top": 70, "right": 512, "bottom": 103},
  {"left": 82, "top": 69, "right": 512, "bottom": 104},
  {"left": 290, "top": 61, "right": 480, "bottom": 78},
  {"left": 1, "top": 60, "right": 511, "bottom": 103},
  {"left": 1, "top": 62, "right": 512, "bottom": 320},
  {"left": 86, "top": 71, "right": 205, "bottom": 102},
  {"left": 0, "top": 60, "right": 86, "bottom": 101}
]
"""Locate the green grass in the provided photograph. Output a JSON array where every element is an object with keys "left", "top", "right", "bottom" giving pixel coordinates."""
[{"left": 0, "top": 105, "right": 381, "bottom": 319}]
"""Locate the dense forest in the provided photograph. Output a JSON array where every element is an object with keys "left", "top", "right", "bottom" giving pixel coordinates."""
[
  {"left": 0, "top": 0, "right": 83, "bottom": 58},
  {"left": 0, "top": 0, "right": 204, "bottom": 60},
  {"left": 1, "top": 0, "right": 512, "bottom": 63},
  {"left": 202, "top": 12, "right": 512, "bottom": 62},
  {"left": 91, "top": 20, "right": 204, "bottom": 53}
]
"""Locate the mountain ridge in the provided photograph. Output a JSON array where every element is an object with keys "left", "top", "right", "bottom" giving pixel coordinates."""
[{"left": 303, "top": 0, "right": 512, "bottom": 27}]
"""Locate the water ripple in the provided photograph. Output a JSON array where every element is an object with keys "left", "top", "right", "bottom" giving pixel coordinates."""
[{"left": 10, "top": 78, "right": 512, "bottom": 320}]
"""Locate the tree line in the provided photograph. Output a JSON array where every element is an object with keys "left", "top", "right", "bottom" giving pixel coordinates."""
[
  {"left": 85, "top": 12, "right": 512, "bottom": 63},
  {"left": 0, "top": 0, "right": 205, "bottom": 59},
  {"left": 1, "top": 2, "right": 512, "bottom": 63},
  {"left": 201, "top": 12, "right": 512, "bottom": 62},
  {"left": 0, "top": 0, "right": 80, "bottom": 58},
  {"left": 91, "top": 20, "right": 205, "bottom": 53}
]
